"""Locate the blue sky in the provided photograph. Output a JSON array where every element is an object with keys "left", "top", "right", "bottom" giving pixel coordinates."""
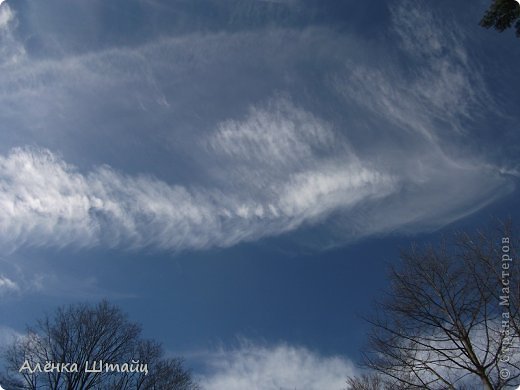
[{"left": 0, "top": 0, "right": 519, "bottom": 388}]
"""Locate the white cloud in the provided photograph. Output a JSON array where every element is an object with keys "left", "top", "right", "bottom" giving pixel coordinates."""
[
  {"left": 0, "top": 1, "right": 25, "bottom": 66},
  {"left": 0, "top": 3, "right": 13, "bottom": 32},
  {"left": 0, "top": 129, "right": 394, "bottom": 251},
  {"left": 199, "top": 342, "right": 355, "bottom": 390},
  {"left": 340, "top": 0, "right": 494, "bottom": 142},
  {"left": 209, "top": 97, "right": 337, "bottom": 167},
  {"left": 0, "top": 1, "right": 514, "bottom": 252},
  {"left": 0, "top": 253, "right": 134, "bottom": 299},
  {"left": 0, "top": 10, "right": 11, "bottom": 30},
  {"left": 0, "top": 275, "right": 19, "bottom": 295},
  {"left": 0, "top": 86, "right": 512, "bottom": 252}
]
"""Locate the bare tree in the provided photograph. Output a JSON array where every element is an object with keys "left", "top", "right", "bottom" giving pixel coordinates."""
[
  {"left": 346, "top": 373, "right": 389, "bottom": 390},
  {"left": 1, "top": 300, "right": 199, "bottom": 390},
  {"left": 356, "top": 221, "right": 519, "bottom": 389}
]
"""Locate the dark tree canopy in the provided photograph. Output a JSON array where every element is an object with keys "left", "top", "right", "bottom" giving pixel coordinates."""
[
  {"left": 352, "top": 222, "right": 520, "bottom": 389},
  {"left": 1, "top": 301, "right": 199, "bottom": 390},
  {"left": 480, "top": 0, "right": 520, "bottom": 37}
]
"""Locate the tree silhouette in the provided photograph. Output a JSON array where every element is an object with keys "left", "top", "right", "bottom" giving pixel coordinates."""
[
  {"left": 480, "top": 0, "right": 520, "bottom": 37},
  {"left": 1, "top": 301, "right": 199, "bottom": 390},
  {"left": 351, "top": 222, "right": 519, "bottom": 389},
  {"left": 346, "top": 373, "right": 390, "bottom": 390}
]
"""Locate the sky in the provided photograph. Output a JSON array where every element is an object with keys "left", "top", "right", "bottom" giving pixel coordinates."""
[{"left": 0, "top": 0, "right": 519, "bottom": 388}]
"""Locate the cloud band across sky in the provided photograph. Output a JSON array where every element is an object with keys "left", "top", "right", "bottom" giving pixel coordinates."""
[
  {"left": 0, "top": 104, "right": 511, "bottom": 252},
  {"left": 0, "top": 0, "right": 516, "bottom": 253},
  {"left": 198, "top": 341, "right": 356, "bottom": 390}
]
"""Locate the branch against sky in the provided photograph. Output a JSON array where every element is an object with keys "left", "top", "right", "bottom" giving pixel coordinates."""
[
  {"left": 360, "top": 221, "right": 520, "bottom": 389},
  {"left": 1, "top": 301, "right": 199, "bottom": 390}
]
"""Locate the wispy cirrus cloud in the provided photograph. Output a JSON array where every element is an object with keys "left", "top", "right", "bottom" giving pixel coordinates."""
[
  {"left": 0, "top": 1, "right": 25, "bottom": 66},
  {"left": 0, "top": 111, "right": 509, "bottom": 253},
  {"left": 0, "top": 102, "right": 395, "bottom": 251},
  {"left": 0, "top": 0, "right": 515, "bottom": 253},
  {"left": 198, "top": 341, "right": 356, "bottom": 390},
  {"left": 0, "top": 253, "right": 135, "bottom": 300},
  {"left": 0, "top": 0, "right": 10, "bottom": 26},
  {"left": 340, "top": 0, "right": 493, "bottom": 142},
  {"left": 0, "top": 275, "right": 19, "bottom": 295}
]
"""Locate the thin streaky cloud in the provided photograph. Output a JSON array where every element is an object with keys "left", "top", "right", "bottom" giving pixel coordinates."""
[
  {"left": 0, "top": 1, "right": 515, "bottom": 253},
  {"left": 198, "top": 341, "right": 356, "bottom": 390},
  {"left": 0, "top": 135, "right": 394, "bottom": 252},
  {"left": 0, "top": 275, "right": 19, "bottom": 295},
  {"left": 0, "top": 1, "right": 24, "bottom": 66}
]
